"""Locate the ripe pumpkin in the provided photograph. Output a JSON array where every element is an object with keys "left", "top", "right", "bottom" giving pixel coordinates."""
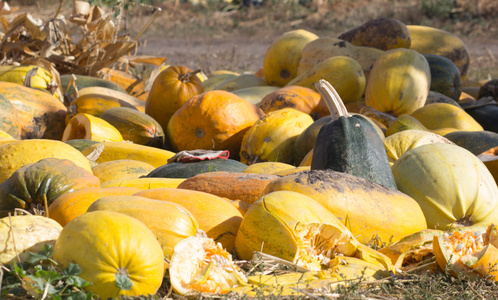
[
  {"left": 0, "top": 158, "right": 100, "bottom": 216},
  {"left": 239, "top": 108, "right": 314, "bottom": 165},
  {"left": 392, "top": 143, "right": 498, "bottom": 230},
  {"left": 177, "top": 171, "right": 279, "bottom": 205},
  {"left": 364, "top": 48, "right": 431, "bottom": 116},
  {"left": 48, "top": 186, "right": 142, "bottom": 227},
  {"left": 0, "top": 82, "right": 67, "bottom": 140},
  {"left": 135, "top": 188, "right": 243, "bottom": 252},
  {"left": 100, "top": 107, "right": 165, "bottom": 148},
  {"left": 263, "top": 170, "right": 427, "bottom": 245},
  {"left": 167, "top": 90, "right": 264, "bottom": 159},
  {"left": 52, "top": 211, "right": 165, "bottom": 299},
  {"left": 87, "top": 195, "right": 199, "bottom": 259},
  {"left": 258, "top": 85, "right": 328, "bottom": 120},
  {"left": 0, "top": 215, "right": 62, "bottom": 266},
  {"left": 235, "top": 190, "right": 393, "bottom": 271},
  {"left": 263, "top": 29, "right": 319, "bottom": 86},
  {"left": 0, "top": 139, "right": 93, "bottom": 184},
  {"left": 169, "top": 236, "right": 248, "bottom": 295},
  {"left": 145, "top": 65, "right": 204, "bottom": 133},
  {"left": 338, "top": 17, "right": 411, "bottom": 50}
]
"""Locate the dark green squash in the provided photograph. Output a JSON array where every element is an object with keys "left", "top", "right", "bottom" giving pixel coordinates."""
[
  {"left": 0, "top": 158, "right": 100, "bottom": 216},
  {"left": 424, "top": 54, "right": 462, "bottom": 101},
  {"left": 463, "top": 103, "right": 498, "bottom": 133},
  {"left": 310, "top": 79, "right": 396, "bottom": 189},
  {"left": 145, "top": 159, "right": 247, "bottom": 179},
  {"left": 478, "top": 79, "right": 498, "bottom": 100},
  {"left": 444, "top": 130, "right": 498, "bottom": 155}
]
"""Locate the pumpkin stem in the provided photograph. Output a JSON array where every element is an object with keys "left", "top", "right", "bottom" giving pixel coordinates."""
[
  {"left": 315, "top": 79, "right": 351, "bottom": 121},
  {"left": 179, "top": 69, "right": 202, "bottom": 83}
]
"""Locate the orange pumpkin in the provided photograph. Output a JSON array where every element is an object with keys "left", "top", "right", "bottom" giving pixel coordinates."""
[
  {"left": 167, "top": 90, "right": 264, "bottom": 159},
  {"left": 145, "top": 66, "right": 204, "bottom": 133},
  {"left": 258, "top": 85, "right": 328, "bottom": 120}
]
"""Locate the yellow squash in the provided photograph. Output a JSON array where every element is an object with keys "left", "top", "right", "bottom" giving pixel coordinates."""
[{"left": 53, "top": 211, "right": 165, "bottom": 299}]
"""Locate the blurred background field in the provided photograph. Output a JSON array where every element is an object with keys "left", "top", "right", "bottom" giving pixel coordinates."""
[{"left": 12, "top": 0, "right": 498, "bottom": 81}]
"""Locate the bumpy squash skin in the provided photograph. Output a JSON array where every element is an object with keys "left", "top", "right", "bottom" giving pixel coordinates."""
[
  {"left": 52, "top": 211, "right": 165, "bottom": 299},
  {"left": 287, "top": 56, "right": 366, "bottom": 103},
  {"left": 0, "top": 158, "right": 100, "bottom": 216},
  {"left": 365, "top": 48, "right": 431, "bottom": 116},
  {"left": 312, "top": 114, "right": 397, "bottom": 189},
  {"left": 263, "top": 170, "right": 427, "bottom": 245},
  {"left": 338, "top": 17, "right": 411, "bottom": 50},
  {"left": 263, "top": 29, "right": 319, "bottom": 87},
  {"left": 177, "top": 171, "right": 279, "bottom": 205},
  {"left": 392, "top": 143, "right": 498, "bottom": 230},
  {"left": 407, "top": 25, "right": 470, "bottom": 81}
]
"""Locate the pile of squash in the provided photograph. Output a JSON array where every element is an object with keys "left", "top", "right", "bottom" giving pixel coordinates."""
[{"left": 1, "top": 13, "right": 498, "bottom": 299}]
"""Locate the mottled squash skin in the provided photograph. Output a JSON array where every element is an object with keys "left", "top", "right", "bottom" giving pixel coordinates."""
[{"left": 338, "top": 17, "right": 411, "bottom": 50}]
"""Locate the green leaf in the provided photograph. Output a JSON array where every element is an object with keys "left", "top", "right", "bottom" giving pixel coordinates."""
[
  {"left": 64, "top": 263, "right": 83, "bottom": 276},
  {"left": 66, "top": 276, "right": 91, "bottom": 288},
  {"left": 36, "top": 269, "right": 62, "bottom": 283},
  {"left": 115, "top": 273, "right": 133, "bottom": 290}
]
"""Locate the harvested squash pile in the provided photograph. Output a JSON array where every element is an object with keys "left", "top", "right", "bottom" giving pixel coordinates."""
[{"left": 1, "top": 1, "right": 498, "bottom": 299}]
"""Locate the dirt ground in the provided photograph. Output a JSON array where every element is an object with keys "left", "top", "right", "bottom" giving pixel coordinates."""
[{"left": 13, "top": 1, "right": 498, "bottom": 81}]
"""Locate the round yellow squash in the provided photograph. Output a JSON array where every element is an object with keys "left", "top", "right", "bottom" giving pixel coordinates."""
[
  {"left": 52, "top": 210, "right": 165, "bottom": 299},
  {"left": 365, "top": 48, "right": 431, "bottom": 116}
]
